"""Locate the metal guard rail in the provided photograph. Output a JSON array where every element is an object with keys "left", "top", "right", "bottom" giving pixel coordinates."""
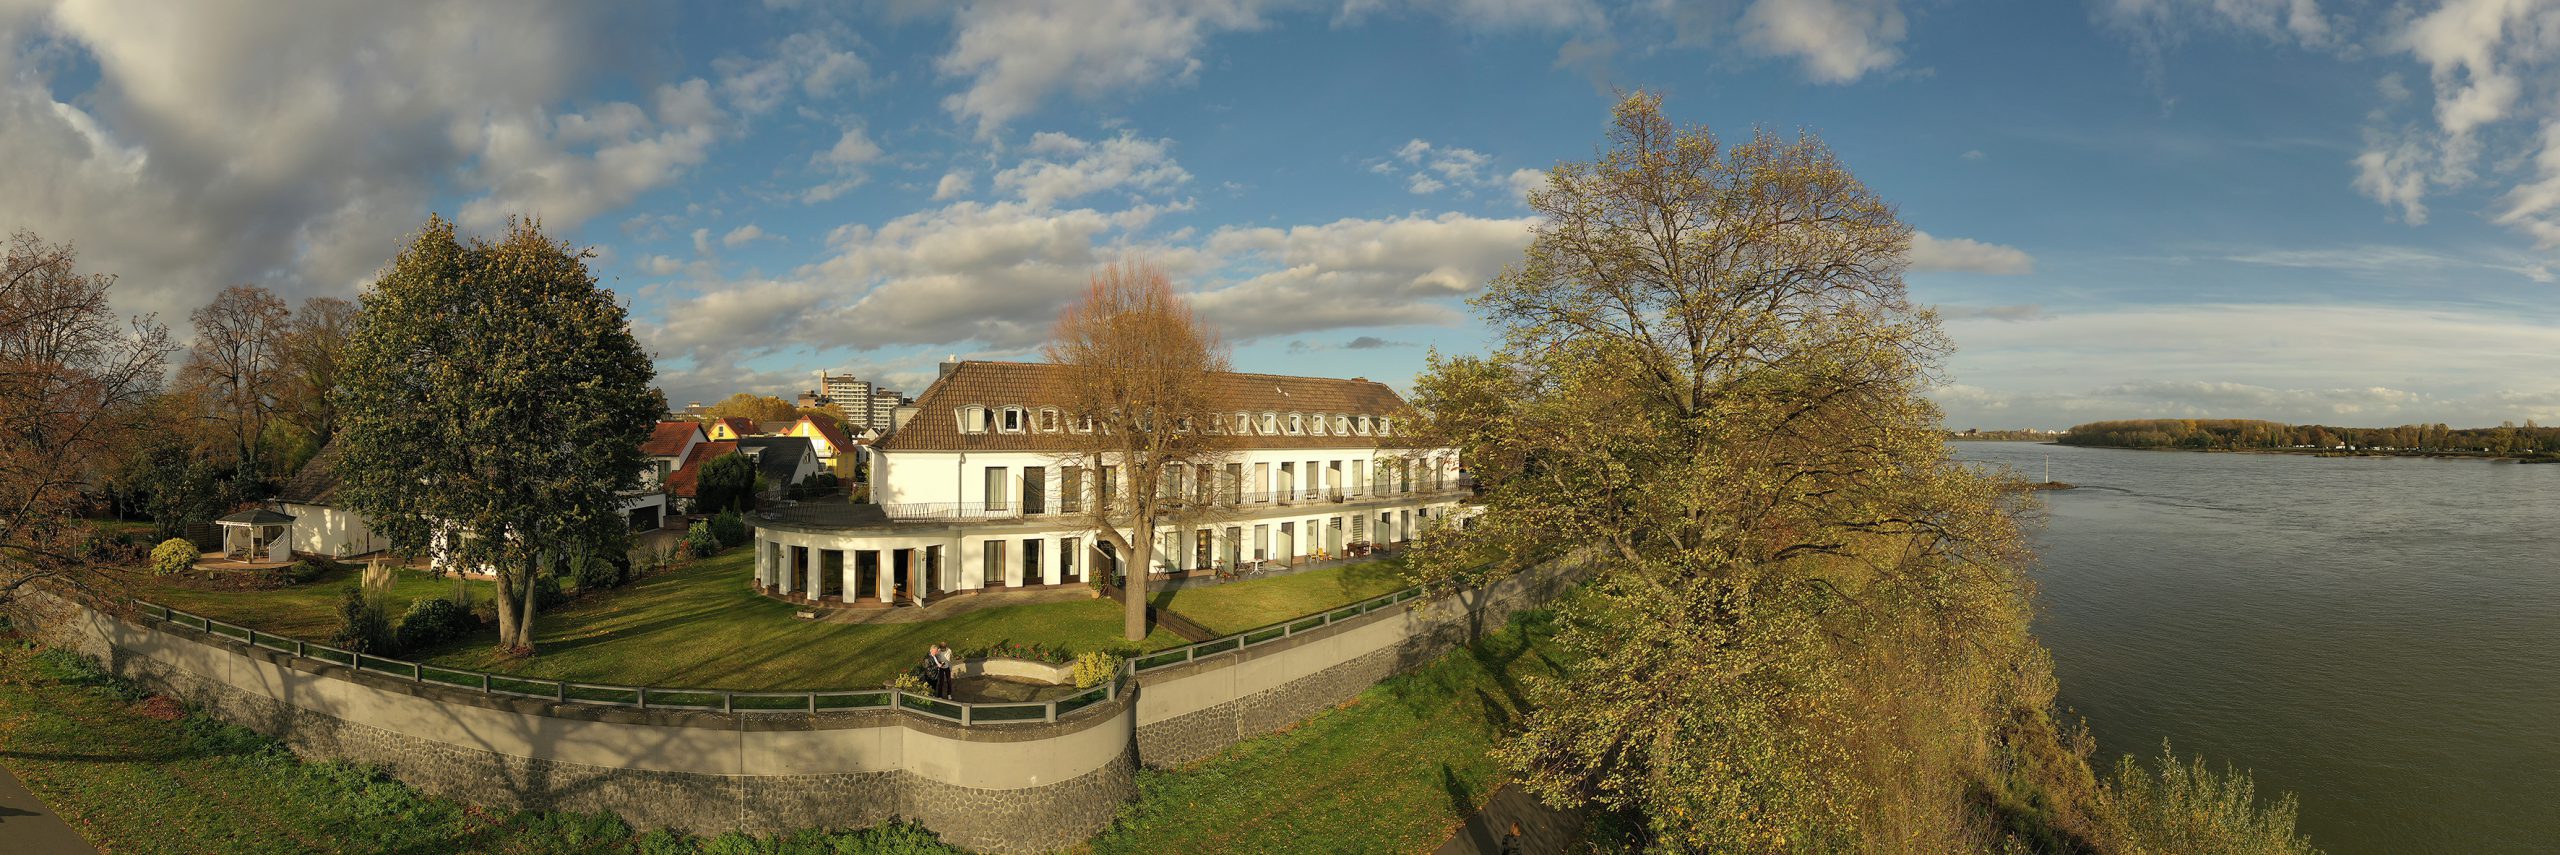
[
  {"left": 133, "top": 601, "right": 1123, "bottom": 727},
  {"left": 129, "top": 578, "right": 1437, "bottom": 724}
]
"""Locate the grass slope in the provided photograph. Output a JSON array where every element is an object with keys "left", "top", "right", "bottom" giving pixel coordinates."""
[
  {"left": 416, "top": 550, "right": 1187, "bottom": 690},
  {"left": 0, "top": 629, "right": 964, "bottom": 854},
  {"left": 1147, "top": 557, "right": 1413, "bottom": 636},
  {"left": 1086, "top": 605, "right": 1571, "bottom": 854},
  {"left": 138, "top": 565, "right": 488, "bottom": 639}
]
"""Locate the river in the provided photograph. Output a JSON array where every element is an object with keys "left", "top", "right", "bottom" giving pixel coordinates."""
[{"left": 1952, "top": 442, "right": 2560, "bottom": 855}]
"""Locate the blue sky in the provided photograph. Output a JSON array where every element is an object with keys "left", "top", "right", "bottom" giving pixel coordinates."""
[{"left": 5, "top": 0, "right": 2559, "bottom": 429}]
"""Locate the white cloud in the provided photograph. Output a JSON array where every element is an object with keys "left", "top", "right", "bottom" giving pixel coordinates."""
[
  {"left": 0, "top": 0, "right": 658, "bottom": 320},
  {"left": 820, "top": 127, "right": 882, "bottom": 167},
  {"left": 1195, "top": 212, "right": 1536, "bottom": 335},
  {"left": 1909, "top": 231, "right": 2034, "bottom": 275},
  {"left": 714, "top": 31, "right": 868, "bottom": 115},
  {"left": 933, "top": 170, "right": 974, "bottom": 200},
  {"left": 936, "top": 0, "right": 1266, "bottom": 134},
  {"left": 721, "top": 224, "right": 768, "bottom": 247},
  {"left": 639, "top": 254, "right": 685, "bottom": 276},
  {"left": 2347, "top": 0, "right": 2560, "bottom": 240},
  {"left": 1933, "top": 303, "right": 2560, "bottom": 428},
  {"left": 1507, "top": 167, "right": 1547, "bottom": 201},
  {"left": 1961, "top": 149, "right": 1985, "bottom": 160},
  {"left": 992, "top": 132, "right": 1191, "bottom": 207},
  {"left": 1383, "top": 138, "right": 1513, "bottom": 197},
  {"left": 1738, "top": 0, "right": 1908, "bottom": 84},
  {"left": 460, "top": 78, "right": 728, "bottom": 233}
]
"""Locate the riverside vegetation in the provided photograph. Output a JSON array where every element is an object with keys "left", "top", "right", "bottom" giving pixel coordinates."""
[
  {"left": 2060, "top": 418, "right": 2560, "bottom": 460},
  {"left": 1400, "top": 93, "right": 2318, "bottom": 853}
]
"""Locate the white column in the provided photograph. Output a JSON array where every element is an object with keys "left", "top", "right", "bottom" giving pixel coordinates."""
[
  {"left": 800, "top": 547, "right": 818, "bottom": 603},
  {"left": 776, "top": 543, "right": 793, "bottom": 596},
  {"left": 904, "top": 549, "right": 923, "bottom": 606},
  {"left": 838, "top": 550, "right": 857, "bottom": 605},
  {"left": 876, "top": 550, "right": 892, "bottom": 604}
]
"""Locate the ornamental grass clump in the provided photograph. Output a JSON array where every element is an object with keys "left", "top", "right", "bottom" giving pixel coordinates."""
[{"left": 1073, "top": 650, "right": 1124, "bottom": 689}]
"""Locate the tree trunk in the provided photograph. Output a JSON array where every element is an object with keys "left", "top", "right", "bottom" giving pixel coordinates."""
[
  {"left": 517, "top": 555, "right": 540, "bottom": 654},
  {"left": 1123, "top": 518, "right": 1151, "bottom": 641},
  {"left": 493, "top": 562, "right": 522, "bottom": 652}
]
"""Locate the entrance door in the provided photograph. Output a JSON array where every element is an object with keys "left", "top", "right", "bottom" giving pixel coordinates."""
[
  {"left": 1023, "top": 538, "right": 1044, "bottom": 585},
  {"left": 1193, "top": 529, "right": 1212, "bottom": 570},
  {"left": 852, "top": 550, "right": 875, "bottom": 601},
  {"left": 1278, "top": 522, "right": 1295, "bottom": 561},
  {"left": 1224, "top": 526, "right": 1242, "bottom": 567}
]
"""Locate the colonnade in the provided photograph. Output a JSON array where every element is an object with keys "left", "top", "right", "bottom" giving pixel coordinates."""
[{"left": 756, "top": 541, "right": 939, "bottom": 606}]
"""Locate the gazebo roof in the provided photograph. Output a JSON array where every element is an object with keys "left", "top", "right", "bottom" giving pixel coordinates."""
[{"left": 215, "top": 508, "right": 296, "bottom": 526}]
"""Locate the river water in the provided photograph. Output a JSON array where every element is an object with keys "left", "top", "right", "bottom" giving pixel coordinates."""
[{"left": 1953, "top": 442, "right": 2560, "bottom": 855}]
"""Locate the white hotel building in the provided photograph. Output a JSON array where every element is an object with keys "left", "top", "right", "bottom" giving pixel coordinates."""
[{"left": 747, "top": 361, "right": 1472, "bottom": 607}]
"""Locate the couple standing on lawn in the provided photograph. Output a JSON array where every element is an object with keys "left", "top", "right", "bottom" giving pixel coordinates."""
[{"left": 921, "top": 642, "right": 955, "bottom": 699}]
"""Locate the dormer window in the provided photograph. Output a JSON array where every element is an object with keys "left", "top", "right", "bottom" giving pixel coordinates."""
[
  {"left": 1333, "top": 414, "right": 1351, "bottom": 435},
  {"left": 959, "top": 405, "right": 989, "bottom": 434},
  {"left": 1355, "top": 416, "right": 1372, "bottom": 436},
  {"left": 1285, "top": 413, "right": 1303, "bottom": 435},
  {"left": 1038, "top": 408, "right": 1060, "bottom": 432},
  {"left": 1001, "top": 407, "right": 1025, "bottom": 433},
  {"left": 1076, "top": 415, "right": 1094, "bottom": 433},
  {"left": 1377, "top": 416, "right": 1392, "bottom": 436},
  {"left": 1232, "top": 412, "right": 1250, "bottom": 434},
  {"left": 1260, "top": 412, "right": 1279, "bottom": 434},
  {"left": 1309, "top": 414, "right": 1327, "bottom": 436}
]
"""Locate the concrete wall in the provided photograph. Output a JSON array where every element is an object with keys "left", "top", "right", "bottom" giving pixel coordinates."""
[
  {"left": 6, "top": 551, "right": 1589, "bottom": 852},
  {"left": 4, "top": 593, "right": 1134, "bottom": 855}
]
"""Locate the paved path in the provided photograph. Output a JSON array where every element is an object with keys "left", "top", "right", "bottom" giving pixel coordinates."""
[
  {"left": 808, "top": 585, "right": 1100, "bottom": 625},
  {"left": 1435, "top": 783, "right": 1584, "bottom": 855},
  {"left": 0, "top": 764, "right": 97, "bottom": 855}
]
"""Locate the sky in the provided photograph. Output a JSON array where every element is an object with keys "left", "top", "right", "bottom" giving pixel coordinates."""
[{"left": 4, "top": 0, "right": 2559, "bottom": 431}]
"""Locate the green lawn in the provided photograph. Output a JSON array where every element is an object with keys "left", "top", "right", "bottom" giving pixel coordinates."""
[
  {"left": 1086, "top": 604, "right": 1574, "bottom": 854},
  {"left": 414, "top": 549, "right": 1189, "bottom": 691},
  {"left": 0, "top": 631, "right": 966, "bottom": 853},
  {"left": 1148, "top": 557, "right": 1415, "bottom": 635},
  {"left": 137, "top": 565, "right": 489, "bottom": 640}
]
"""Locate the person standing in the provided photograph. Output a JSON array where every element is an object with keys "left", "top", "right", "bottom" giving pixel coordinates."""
[{"left": 930, "top": 642, "right": 955, "bottom": 699}]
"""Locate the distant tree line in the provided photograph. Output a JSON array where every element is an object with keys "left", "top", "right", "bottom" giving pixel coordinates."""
[{"left": 2060, "top": 418, "right": 2560, "bottom": 455}]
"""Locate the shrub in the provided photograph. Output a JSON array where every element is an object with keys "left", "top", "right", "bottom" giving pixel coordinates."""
[
  {"left": 570, "top": 549, "right": 628, "bottom": 592},
  {"left": 396, "top": 597, "right": 471, "bottom": 652},
  {"left": 331, "top": 586, "right": 394, "bottom": 653},
  {"left": 887, "top": 672, "right": 930, "bottom": 694},
  {"left": 708, "top": 509, "right": 749, "bottom": 548},
  {"left": 684, "top": 521, "right": 720, "bottom": 558},
  {"left": 2097, "top": 744, "right": 2317, "bottom": 855},
  {"left": 1073, "top": 650, "right": 1124, "bottom": 689},
  {"left": 275, "top": 559, "right": 333, "bottom": 585},
  {"left": 468, "top": 595, "right": 499, "bottom": 627},
  {"left": 149, "top": 538, "right": 198, "bottom": 575},
  {"left": 532, "top": 572, "right": 568, "bottom": 610}
]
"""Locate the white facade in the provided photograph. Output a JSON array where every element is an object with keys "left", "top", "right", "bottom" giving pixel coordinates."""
[{"left": 279, "top": 502, "right": 385, "bottom": 558}]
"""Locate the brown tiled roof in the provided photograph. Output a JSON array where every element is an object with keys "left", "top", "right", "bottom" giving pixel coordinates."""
[
  {"left": 277, "top": 443, "right": 344, "bottom": 504},
  {"left": 800, "top": 416, "right": 854, "bottom": 455},
  {"left": 755, "top": 420, "right": 797, "bottom": 436},
  {"left": 641, "top": 421, "right": 703, "bottom": 457},
  {"left": 710, "top": 417, "right": 758, "bottom": 437},
  {"left": 878, "top": 360, "right": 1418, "bottom": 453},
  {"left": 665, "top": 440, "right": 737, "bottom": 498}
]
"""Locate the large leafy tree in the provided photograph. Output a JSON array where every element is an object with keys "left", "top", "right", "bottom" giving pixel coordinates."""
[
  {"left": 693, "top": 451, "right": 758, "bottom": 514},
  {"left": 1047, "top": 260, "right": 1230, "bottom": 641},
  {"left": 338, "top": 216, "right": 656, "bottom": 653},
  {"left": 1412, "top": 94, "right": 2044, "bottom": 850},
  {"left": 705, "top": 393, "right": 798, "bottom": 423},
  {"left": 0, "top": 231, "right": 172, "bottom": 604},
  {"left": 177, "top": 285, "right": 290, "bottom": 482}
]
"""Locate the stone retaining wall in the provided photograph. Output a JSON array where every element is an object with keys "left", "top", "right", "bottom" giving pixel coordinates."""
[{"left": 5, "top": 551, "right": 1591, "bottom": 852}]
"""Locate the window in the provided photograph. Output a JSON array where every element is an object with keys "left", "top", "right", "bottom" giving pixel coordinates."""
[
  {"left": 1000, "top": 407, "right": 1024, "bottom": 433},
  {"left": 1060, "top": 537, "right": 1079, "bottom": 581},
  {"left": 1037, "top": 408, "right": 1059, "bottom": 432},
  {"left": 1355, "top": 416, "right": 1372, "bottom": 436},
  {"left": 959, "top": 405, "right": 988, "bottom": 433},
  {"left": 984, "top": 467, "right": 1009, "bottom": 511},
  {"left": 1309, "top": 414, "right": 1326, "bottom": 436},
  {"left": 1076, "top": 414, "right": 1094, "bottom": 433},
  {"left": 1377, "top": 416, "right": 1392, "bottom": 436},
  {"left": 1233, "top": 412, "right": 1251, "bottom": 434},
  {"left": 1260, "top": 412, "right": 1279, "bottom": 434},
  {"left": 1286, "top": 413, "right": 1303, "bottom": 435},
  {"left": 1333, "top": 414, "right": 1351, "bottom": 436},
  {"left": 1061, "top": 466, "right": 1084, "bottom": 514}
]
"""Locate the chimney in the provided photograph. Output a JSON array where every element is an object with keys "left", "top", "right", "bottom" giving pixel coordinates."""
[{"left": 939, "top": 354, "right": 962, "bottom": 379}]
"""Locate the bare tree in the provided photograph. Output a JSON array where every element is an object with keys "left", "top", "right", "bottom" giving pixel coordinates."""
[
  {"left": 277, "top": 295, "right": 358, "bottom": 451},
  {"left": 179, "top": 284, "right": 291, "bottom": 478},
  {"left": 1046, "top": 260, "right": 1231, "bottom": 641},
  {"left": 0, "top": 231, "right": 173, "bottom": 604}
]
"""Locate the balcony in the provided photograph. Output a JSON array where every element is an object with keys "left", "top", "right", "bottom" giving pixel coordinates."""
[{"left": 875, "top": 477, "right": 1476, "bottom": 523}]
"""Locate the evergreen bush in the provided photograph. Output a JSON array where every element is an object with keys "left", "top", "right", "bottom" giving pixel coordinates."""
[
  {"left": 684, "top": 521, "right": 720, "bottom": 558},
  {"left": 708, "top": 509, "right": 749, "bottom": 548},
  {"left": 149, "top": 537, "right": 197, "bottom": 576},
  {"left": 396, "top": 597, "right": 471, "bottom": 652}
]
